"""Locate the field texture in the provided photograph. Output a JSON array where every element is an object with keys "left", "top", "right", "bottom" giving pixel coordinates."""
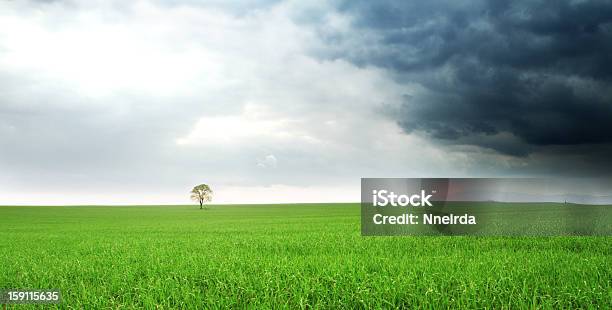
[{"left": 1, "top": 204, "right": 611, "bottom": 308}]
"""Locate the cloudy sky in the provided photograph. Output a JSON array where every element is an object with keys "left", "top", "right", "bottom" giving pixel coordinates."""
[{"left": 1, "top": 0, "right": 611, "bottom": 204}]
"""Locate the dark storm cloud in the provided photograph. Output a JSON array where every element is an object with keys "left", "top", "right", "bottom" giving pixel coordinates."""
[{"left": 325, "top": 0, "right": 612, "bottom": 156}]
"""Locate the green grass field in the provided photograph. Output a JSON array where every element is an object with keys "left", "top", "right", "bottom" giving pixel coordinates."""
[{"left": 1, "top": 203, "right": 611, "bottom": 308}]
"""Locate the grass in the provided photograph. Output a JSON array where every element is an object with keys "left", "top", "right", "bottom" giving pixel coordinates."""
[{"left": 1, "top": 203, "right": 611, "bottom": 308}]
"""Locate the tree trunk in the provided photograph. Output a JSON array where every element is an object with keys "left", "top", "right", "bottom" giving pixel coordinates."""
[{"left": 199, "top": 201, "right": 203, "bottom": 209}]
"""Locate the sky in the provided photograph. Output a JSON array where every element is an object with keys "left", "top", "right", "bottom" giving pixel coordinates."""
[{"left": 1, "top": 0, "right": 611, "bottom": 204}]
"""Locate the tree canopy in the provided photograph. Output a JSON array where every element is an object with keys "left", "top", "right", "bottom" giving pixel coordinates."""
[{"left": 191, "top": 184, "right": 213, "bottom": 210}]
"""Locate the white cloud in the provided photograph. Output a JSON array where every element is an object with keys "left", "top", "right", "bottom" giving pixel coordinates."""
[
  {"left": 0, "top": 0, "right": 484, "bottom": 204},
  {"left": 176, "top": 103, "right": 318, "bottom": 146},
  {"left": 257, "top": 154, "right": 278, "bottom": 168}
]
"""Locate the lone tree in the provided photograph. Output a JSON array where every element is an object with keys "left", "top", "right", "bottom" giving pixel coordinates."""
[{"left": 191, "top": 184, "right": 213, "bottom": 210}]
